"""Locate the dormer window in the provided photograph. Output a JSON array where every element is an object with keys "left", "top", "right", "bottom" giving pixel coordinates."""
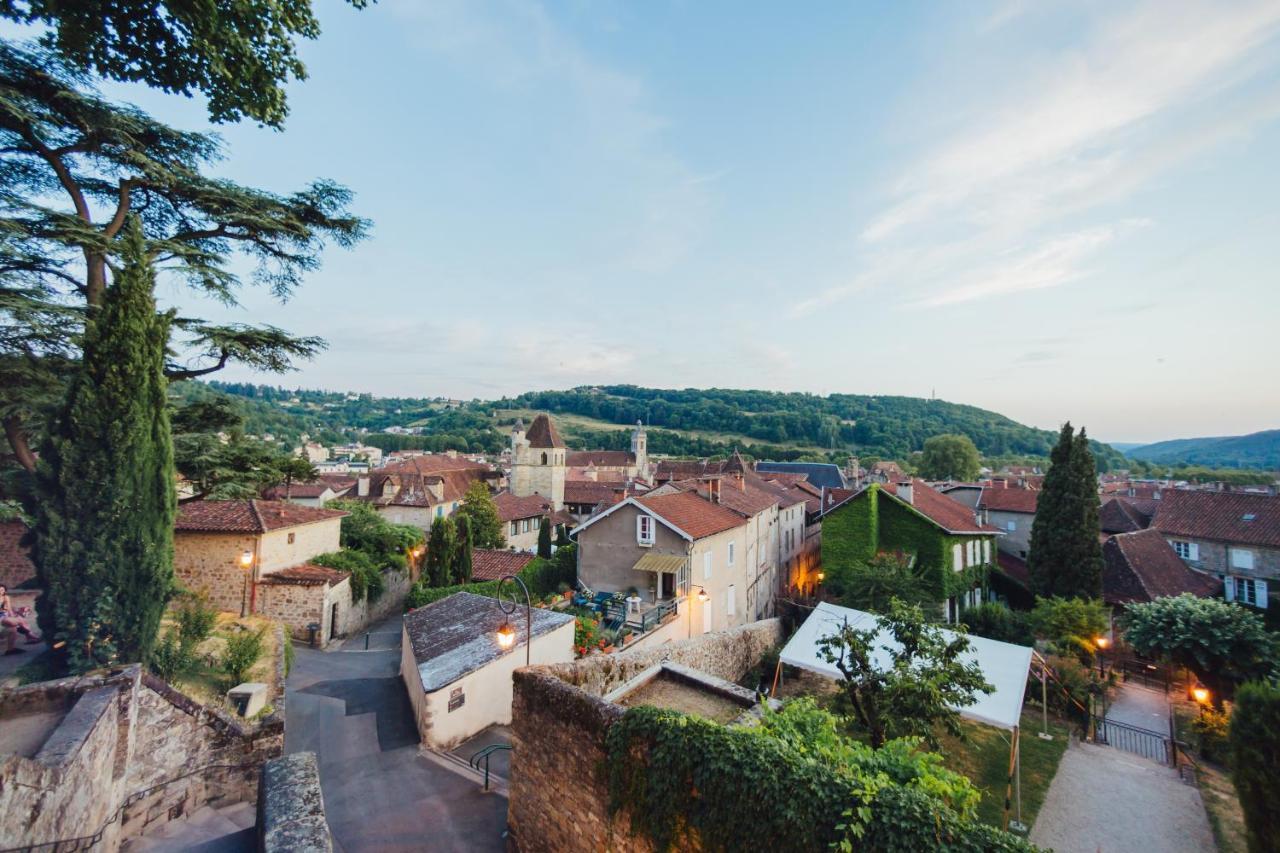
[{"left": 637, "top": 514, "right": 655, "bottom": 546}]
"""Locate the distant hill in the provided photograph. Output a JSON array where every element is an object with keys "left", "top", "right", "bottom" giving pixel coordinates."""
[{"left": 1125, "top": 430, "right": 1280, "bottom": 469}]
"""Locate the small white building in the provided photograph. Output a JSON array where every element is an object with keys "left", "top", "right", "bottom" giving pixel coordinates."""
[{"left": 400, "top": 592, "right": 575, "bottom": 749}]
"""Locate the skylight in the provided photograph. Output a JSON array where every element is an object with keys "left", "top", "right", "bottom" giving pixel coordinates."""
[{"left": 1242, "top": 514, "right": 1257, "bottom": 522}]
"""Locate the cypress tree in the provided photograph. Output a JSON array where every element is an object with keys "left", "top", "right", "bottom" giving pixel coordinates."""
[
  {"left": 1027, "top": 422, "right": 1103, "bottom": 599},
  {"left": 1231, "top": 681, "right": 1280, "bottom": 853},
  {"left": 452, "top": 514, "right": 474, "bottom": 585},
  {"left": 1027, "top": 423, "right": 1074, "bottom": 598},
  {"left": 32, "top": 219, "right": 176, "bottom": 672},
  {"left": 426, "top": 517, "right": 455, "bottom": 587},
  {"left": 1065, "top": 428, "right": 1103, "bottom": 598},
  {"left": 537, "top": 516, "right": 552, "bottom": 559}
]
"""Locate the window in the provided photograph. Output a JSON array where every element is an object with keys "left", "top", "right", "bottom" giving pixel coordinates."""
[
  {"left": 727, "top": 542, "right": 736, "bottom": 566},
  {"left": 541, "top": 452, "right": 548, "bottom": 465},
  {"left": 1006, "top": 520, "right": 1017, "bottom": 532},
  {"left": 953, "top": 543, "right": 963, "bottom": 571},
  {"left": 727, "top": 584, "right": 736, "bottom": 617},
  {"left": 704, "top": 551, "right": 712, "bottom": 579},
  {"left": 637, "top": 514, "right": 654, "bottom": 545},
  {"left": 1232, "top": 549, "right": 1255, "bottom": 571},
  {"left": 966, "top": 541, "right": 976, "bottom": 565},
  {"left": 983, "top": 540, "right": 990, "bottom": 563},
  {"left": 1171, "top": 540, "right": 1199, "bottom": 561},
  {"left": 1227, "top": 576, "right": 1268, "bottom": 609},
  {"left": 521, "top": 519, "right": 531, "bottom": 533},
  {"left": 287, "top": 532, "right": 295, "bottom": 545},
  {"left": 436, "top": 506, "right": 443, "bottom": 518}
]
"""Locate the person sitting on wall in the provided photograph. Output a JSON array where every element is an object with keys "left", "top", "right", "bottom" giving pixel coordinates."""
[{"left": 0, "top": 585, "right": 42, "bottom": 654}]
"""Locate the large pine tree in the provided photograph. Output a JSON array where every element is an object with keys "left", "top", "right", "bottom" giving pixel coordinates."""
[
  {"left": 32, "top": 219, "right": 176, "bottom": 672},
  {"left": 1026, "top": 422, "right": 1103, "bottom": 599}
]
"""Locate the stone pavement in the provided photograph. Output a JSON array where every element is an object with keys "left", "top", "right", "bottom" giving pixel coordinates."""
[
  {"left": 287, "top": 612, "right": 509, "bottom": 852},
  {"left": 1029, "top": 739, "right": 1213, "bottom": 853},
  {"left": 1105, "top": 682, "right": 1172, "bottom": 733}
]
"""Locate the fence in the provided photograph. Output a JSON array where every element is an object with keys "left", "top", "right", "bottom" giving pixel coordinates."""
[{"left": 1096, "top": 716, "right": 1172, "bottom": 765}]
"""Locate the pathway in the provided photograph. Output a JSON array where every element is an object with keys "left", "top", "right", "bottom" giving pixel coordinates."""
[
  {"left": 1029, "top": 739, "right": 1213, "bottom": 853},
  {"left": 286, "top": 612, "right": 509, "bottom": 852},
  {"left": 1105, "top": 682, "right": 1171, "bottom": 733}
]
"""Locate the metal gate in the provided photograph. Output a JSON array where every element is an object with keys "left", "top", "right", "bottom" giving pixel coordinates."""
[{"left": 1096, "top": 716, "right": 1172, "bottom": 765}]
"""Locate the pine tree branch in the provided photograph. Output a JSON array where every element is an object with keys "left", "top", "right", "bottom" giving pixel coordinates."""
[{"left": 3, "top": 414, "right": 37, "bottom": 473}]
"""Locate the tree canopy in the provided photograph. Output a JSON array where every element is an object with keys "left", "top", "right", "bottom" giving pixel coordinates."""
[
  {"left": 456, "top": 481, "right": 505, "bottom": 549},
  {"left": 917, "top": 434, "right": 981, "bottom": 481},
  {"left": 1026, "top": 423, "right": 1103, "bottom": 599}
]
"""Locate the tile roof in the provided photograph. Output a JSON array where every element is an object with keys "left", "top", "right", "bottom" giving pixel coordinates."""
[
  {"left": 1102, "top": 529, "right": 1221, "bottom": 605},
  {"left": 668, "top": 475, "right": 781, "bottom": 518},
  {"left": 263, "top": 480, "right": 344, "bottom": 500},
  {"left": 470, "top": 548, "right": 537, "bottom": 581},
  {"left": 637, "top": 490, "right": 746, "bottom": 540},
  {"left": 257, "top": 563, "right": 351, "bottom": 587},
  {"left": 754, "top": 461, "right": 848, "bottom": 490},
  {"left": 0, "top": 519, "right": 36, "bottom": 588},
  {"left": 565, "top": 450, "right": 635, "bottom": 468},
  {"left": 653, "top": 458, "right": 730, "bottom": 482},
  {"left": 361, "top": 456, "right": 496, "bottom": 508},
  {"left": 995, "top": 552, "right": 1030, "bottom": 588},
  {"left": 524, "top": 414, "right": 566, "bottom": 449},
  {"left": 1099, "top": 497, "right": 1151, "bottom": 534},
  {"left": 978, "top": 487, "right": 1039, "bottom": 514},
  {"left": 564, "top": 481, "right": 631, "bottom": 506},
  {"left": 404, "top": 591, "right": 573, "bottom": 692},
  {"left": 493, "top": 491, "right": 555, "bottom": 522},
  {"left": 882, "top": 480, "right": 1001, "bottom": 535},
  {"left": 176, "top": 500, "right": 348, "bottom": 534},
  {"left": 566, "top": 466, "right": 631, "bottom": 483},
  {"left": 1153, "top": 490, "right": 1280, "bottom": 549}
]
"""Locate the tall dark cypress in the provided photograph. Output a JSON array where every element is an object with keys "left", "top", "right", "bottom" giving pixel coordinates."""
[
  {"left": 452, "top": 514, "right": 474, "bottom": 585},
  {"left": 32, "top": 219, "right": 176, "bottom": 672},
  {"left": 1065, "top": 428, "right": 1103, "bottom": 598},
  {"left": 1027, "top": 423, "right": 1073, "bottom": 598},
  {"left": 537, "top": 516, "right": 552, "bottom": 559}
]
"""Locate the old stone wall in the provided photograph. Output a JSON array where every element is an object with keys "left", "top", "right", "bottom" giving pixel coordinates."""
[
  {"left": 507, "top": 619, "right": 782, "bottom": 851},
  {"left": 256, "top": 581, "right": 327, "bottom": 642},
  {"left": 343, "top": 568, "right": 411, "bottom": 636},
  {"left": 258, "top": 752, "right": 332, "bottom": 852},
  {"left": 174, "top": 531, "right": 259, "bottom": 612}
]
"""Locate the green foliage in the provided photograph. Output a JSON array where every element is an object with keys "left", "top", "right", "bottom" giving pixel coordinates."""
[
  {"left": 1027, "top": 424, "right": 1103, "bottom": 599},
  {"left": 832, "top": 552, "right": 944, "bottom": 615},
  {"left": 406, "top": 578, "right": 501, "bottom": 610},
  {"left": 425, "top": 517, "right": 456, "bottom": 588},
  {"left": 31, "top": 220, "right": 176, "bottom": 672},
  {"left": 961, "top": 603, "right": 1034, "bottom": 646},
  {"left": 220, "top": 627, "right": 266, "bottom": 686},
  {"left": 405, "top": 545, "right": 577, "bottom": 612},
  {"left": 1036, "top": 654, "right": 1100, "bottom": 728},
  {"left": 1127, "top": 430, "right": 1280, "bottom": 470},
  {"left": 283, "top": 633, "right": 295, "bottom": 677},
  {"left": 1029, "top": 597, "right": 1108, "bottom": 661},
  {"left": 1230, "top": 680, "right": 1280, "bottom": 853},
  {"left": 1190, "top": 708, "right": 1230, "bottom": 764},
  {"left": 451, "top": 514, "right": 474, "bottom": 585},
  {"left": 918, "top": 434, "right": 982, "bottom": 481},
  {"left": 149, "top": 634, "right": 195, "bottom": 682},
  {"left": 605, "top": 704, "right": 1034, "bottom": 852},
  {"left": 1122, "top": 594, "right": 1276, "bottom": 701},
  {"left": 311, "top": 550, "right": 383, "bottom": 602},
  {"left": 817, "top": 600, "right": 994, "bottom": 749},
  {"left": 174, "top": 592, "right": 218, "bottom": 647},
  {"left": 537, "top": 516, "right": 552, "bottom": 559},
  {"left": 328, "top": 499, "right": 421, "bottom": 569},
  {"left": 456, "top": 481, "right": 505, "bottom": 549}
]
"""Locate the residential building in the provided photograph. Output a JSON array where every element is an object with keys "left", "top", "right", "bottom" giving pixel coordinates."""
[
  {"left": 173, "top": 500, "right": 353, "bottom": 645},
  {"left": 353, "top": 453, "right": 502, "bottom": 531},
  {"left": 1102, "top": 528, "right": 1220, "bottom": 609},
  {"left": 1152, "top": 490, "right": 1280, "bottom": 610},
  {"left": 572, "top": 489, "right": 750, "bottom": 635},
  {"left": 330, "top": 443, "right": 384, "bottom": 467},
  {"left": 1099, "top": 496, "right": 1155, "bottom": 535},
  {"left": 820, "top": 480, "right": 1000, "bottom": 623},
  {"left": 300, "top": 441, "right": 329, "bottom": 463},
  {"left": 974, "top": 487, "right": 1038, "bottom": 560},
  {"left": 262, "top": 477, "right": 354, "bottom": 507},
  {"left": 754, "top": 461, "right": 848, "bottom": 490},
  {"left": 494, "top": 492, "right": 560, "bottom": 551}
]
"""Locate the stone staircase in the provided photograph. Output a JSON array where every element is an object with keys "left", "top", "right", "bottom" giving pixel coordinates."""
[{"left": 122, "top": 802, "right": 256, "bottom": 852}]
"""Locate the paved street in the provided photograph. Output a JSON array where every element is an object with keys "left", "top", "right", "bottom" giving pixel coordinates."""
[
  {"left": 286, "top": 613, "right": 509, "bottom": 852},
  {"left": 1105, "top": 682, "right": 1172, "bottom": 733}
]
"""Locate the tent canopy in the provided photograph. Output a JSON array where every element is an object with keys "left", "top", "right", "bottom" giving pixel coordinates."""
[{"left": 779, "top": 601, "right": 1033, "bottom": 731}]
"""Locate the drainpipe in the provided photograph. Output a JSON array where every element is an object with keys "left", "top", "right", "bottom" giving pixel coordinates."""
[{"left": 248, "top": 538, "right": 261, "bottom": 615}]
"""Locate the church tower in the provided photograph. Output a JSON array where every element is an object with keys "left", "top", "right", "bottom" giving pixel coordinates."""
[
  {"left": 511, "top": 413, "right": 566, "bottom": 509},
  {"left": 630, "top": 420, "right": 649, "bottom": 477}
]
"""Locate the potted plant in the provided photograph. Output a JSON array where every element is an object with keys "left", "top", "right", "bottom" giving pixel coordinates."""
[{"left": 619, "top": 627, "right": 634, "bottom": 645}]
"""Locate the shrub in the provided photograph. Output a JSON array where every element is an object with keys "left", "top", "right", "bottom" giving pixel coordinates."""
[
  {"left": 283, "top": 633, "right": 295, "bottom": 676},
  {"left": 1190, "top": 708, "right": 1230, "bottom": 763},
  {"left": 1029, "top": 596, "right": 1108, "bottom": 661},
  {"left": 312, "top": 549, "right": 384, "bottom": 602},
  {"left": 221, "top": 627, "right": 266, "bottom": 686},
  {"left": 961, "top": 602, "right": 1033, "bottom": 646},
  {"left": 175, "top": 592, "right": 218, "bottom": 647},
  {"left": 1230, "top": 680, "right": 1280, "bottom": 852},
  {"left": 149, "top": 633, "right": 194, "bottom": 682}
]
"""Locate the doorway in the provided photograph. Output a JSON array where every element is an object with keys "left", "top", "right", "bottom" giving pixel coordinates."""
[
  {"left": 330, "top": 603, "right": 339, "bottom": 640},
  {"left": 660, "top": 571, "right": 676, "bottom": 599}
]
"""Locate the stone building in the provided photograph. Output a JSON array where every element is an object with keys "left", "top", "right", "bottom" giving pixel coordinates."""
[
  {"left": 493, "top": 491, "right": 561, "bottom": 551},
  {"left": 509, "top": 414, "right": 569, "bottom": 509},
  {"left": 510, "top": 414, "right": 652, "bottom": 513},
  {"left": 354, "top": 453, "right": 502, "bottom": 531}
]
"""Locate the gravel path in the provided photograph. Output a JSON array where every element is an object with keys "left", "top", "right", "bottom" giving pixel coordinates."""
[{"left": 1029, "top": 740, "right": 1213, "bottom": 853}]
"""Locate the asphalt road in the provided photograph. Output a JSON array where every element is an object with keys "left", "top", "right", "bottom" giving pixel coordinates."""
[{"left": 286, "top": 614, "right": 509, "bottom": 852}]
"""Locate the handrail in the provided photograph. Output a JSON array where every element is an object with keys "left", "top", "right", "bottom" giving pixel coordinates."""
[{"left": 467, "top": 743, "right": 512, "bottom": 791}]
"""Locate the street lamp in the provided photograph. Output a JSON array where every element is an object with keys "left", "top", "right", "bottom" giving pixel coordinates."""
[
  {"left": 495, "top": 574, "right": 532, "bottom": 666},
  {"left": 696, "top": 587, "right": 709, "bottom": 603},
  {"left": 239, "top": 549, "right": 254, "bottom": 617},
  {"left": 1192, "top": 686, "right": 1210, "bottom": 714},
  {"left": 1094, "top": 635, "right": 1110, "bottom": 679}
]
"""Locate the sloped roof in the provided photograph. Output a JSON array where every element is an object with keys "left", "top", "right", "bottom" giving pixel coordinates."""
[
  {"left": 1102, "top": 529, "right": 1221, "bottom": 605},
  {"left": 667, "top": 476, "right": 781, "bottom": 518},
  {"left": 404, "top": 592, "right": 573, "bottom": 692},
  {"left": 636, "top": 490, "right": 746, "bottom": 539},
  {"left": 470, "top": 548, "right": 537, "bottom": 581},
  {"left": 564, "top": 481, "right": 630, "bottom": 506},
  {"left": 978, "top": 487, "right": 1039, "bottom": 514},
  {"left": 880, "top": 480, "right": 1001, "bottom": 535},
  {"left": 995, "top": 552, "right": 1030, "bottom": 588},
  {"left": 257, "top": 563, "right": 351, "bottom": 587},
  {"left": 176, "top": 500, "right": 347, "bottom": 534},
  {"left": 565, "top": 450, "right": 634, "bottom": 468},
  {"left": 1153, "top": 490, "right": 1280, "bottom": 548},
  {"left": 755, "top": 461, "right": 848, "bottom": 490},
  {"left": 524, "top": 414, "right": 566, "bottom": 449},
  {"left": 1100, "top": 497, "right": 1151, "bottom": 535},
  {"left": 493, "top": 491, "right": 554, "bottom": 522}
]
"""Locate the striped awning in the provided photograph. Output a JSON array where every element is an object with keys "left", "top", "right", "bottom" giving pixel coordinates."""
[{"left": 632, "top": 552, "right": 686, "bottom": 573}]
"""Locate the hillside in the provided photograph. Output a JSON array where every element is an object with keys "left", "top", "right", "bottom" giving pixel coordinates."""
[{"left": 1126, "top": 430, "right": 1280, "bottom": 469}]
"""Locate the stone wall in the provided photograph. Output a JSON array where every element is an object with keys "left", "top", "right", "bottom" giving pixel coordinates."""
[
  {"left": 258, "top": 752, "right": 332, "bottom": 852},
  {"left": 174, "top": 531, "right": 259, "bottom": 612},
  {"left": 0, "top": 664, "right": 284, "bottom": 851},
  {"left": 507, "top": 619, "right": 782, "bottom": 851},
  {"left": 344, "top": 568, "right": 412, "bottom": 635},
  {"left": 256, "top": 580, "right": 329, "bottom": 643}
]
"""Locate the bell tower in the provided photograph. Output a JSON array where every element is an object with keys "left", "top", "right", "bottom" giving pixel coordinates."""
[{"left": 631, "top": 420, "right": 649, "bottom": 476}]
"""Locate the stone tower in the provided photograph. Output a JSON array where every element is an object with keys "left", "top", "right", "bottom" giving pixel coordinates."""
[
  {"left": 510, "top": 413, "right": 566, "bottom": 509},
  {"left": 630, "top": 420, "right": 649, "bottom": 477}
]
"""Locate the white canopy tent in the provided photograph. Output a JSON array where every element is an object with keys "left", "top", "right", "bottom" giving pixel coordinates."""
[{"left": 777, "top": 602, "right": 1037, "bottom": 831}]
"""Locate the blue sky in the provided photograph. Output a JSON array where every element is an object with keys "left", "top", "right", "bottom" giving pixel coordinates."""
[{"left": 25, "top": 1, "right": 1280, "bottom": 443}]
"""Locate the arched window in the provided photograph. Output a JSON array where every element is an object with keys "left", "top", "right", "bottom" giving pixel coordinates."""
[{"left": 541, "top": 452, "right": 548, "bottom": 465}]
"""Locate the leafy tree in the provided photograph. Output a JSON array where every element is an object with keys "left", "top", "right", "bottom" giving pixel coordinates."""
[
  {"left": 426, "top": 517, "right": 456, "bottom": 588},
  {"left": 327, "top": 499, "right": 422, "bottom": 569},
  {"left": 917, "top": 434, "right": 981, "bottom": 481},
  {"left": 537, "top": 516, "right": 552, "bottom": 559},
  {"left": 961, "top": 602, "right": 1034, "bottom": 646},
  {"left": 1027, "top": 423, "right": 1102, "bottom": 599},
  {"left": 311, "top": 549, "right": 382, "bottom": 602},
  {"left": 275, "top": 454, "right": 317, "bottom": 500},
  {"left": 1122, "top": 594, "right": 1276, "bottom": 705},
  {"left": 816, "top": 600, "right": 993, "bottom": 748},
  {"left": 31, "top": 220, "right": 176, "bottom": 672},
  {"left": 1, "top": 0, "right": 369, "bottom": 128},
  {"left": 451, "top": 513, "right": 473, "bottom": 585},
  {"left": 829, "top": 552, "right": 942, "bottom": 615},
  {"left": 1230, "top": 680, "right": 1280, "bottom": 852},
  {"left": 555, "top": 522, "right": 571, "bottom": 547},
  {"left": 456, "top": 481, "right": 504, "bottom": 549},
  {"left": 1029, "top": 596, "right": 1109, "bottom": 662},
  {"left": 0, "top": 40, "right": 366, "bottom": 478}
]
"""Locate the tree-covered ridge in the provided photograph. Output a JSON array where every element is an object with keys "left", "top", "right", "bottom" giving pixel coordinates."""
[{"left": 1126, "top": 429, "right": 1280, "bottom": 469}]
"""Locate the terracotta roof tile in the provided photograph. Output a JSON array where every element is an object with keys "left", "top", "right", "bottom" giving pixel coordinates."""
[
  {"left": 883, "top": 480, "right": 1001, "bottom": 535},
  {"left": 1103, "top": 529, "right": 1220, "bottom": 604},
  {"left": 176, "top": 500, "right": 347, "bottom": 534},
  {"left": 996, "top": 552, "right": 1030, "bottom": 588},
  {"left": 565, "top": 450, "right": 634, "bottom": 468},
  {"left": 637, "top": 490, "right": 745, "bottom": 540},
  {"left": 257, "top": 563, "right": 351, "bottom": 586},
  {"left": 1100, "top": 497, "right": 1151, "bottom": 534},
  {"left": 493, "top": 492, "right": 555, "bottom": 522},
  {"left": 524, "top": 414, "right": 566, "bottom": 449},
  {"left": 1153, "top": 490, "right": 1280, "bottom": 549},
  {"left": 564, "top": 481, "right": 632, "bottom": 506},
  {"left": 977, "top": 487, "right": 1039, "bottom": 514},
  {"left": 470, "top": 548, "right": 537, "bottom": 581}
]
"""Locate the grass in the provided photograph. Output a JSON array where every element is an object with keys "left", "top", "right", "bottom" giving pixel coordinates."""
[
  {"left": 1196, "top": 761, "right": 1248, "bottom": 853},
  {"left": 157, "top": 612, "right": 282, "bottom": 711},
  {"left": 938, "top": 709, "right": 1071, "bottom": 831}
]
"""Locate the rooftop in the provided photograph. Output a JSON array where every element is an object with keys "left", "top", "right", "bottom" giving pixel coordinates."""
[
  {"left": 636, "top": 491, "right": 746, "bottom": 540},
  {"left": 470, "top": 548, "right": 537, "bottom": 581},
  {"left": 881, "top": 480, "right": 1001, "bottom": 535},
  {"left": 754, "top": 461, "right": 847, "bottom": 490},
  {"left": 1152, "top": 489, "right": 1280, "bottom": 548},
  {"left": 524, "top": 414, "right": 566, "bottom": 449},
  {"left": 175, "top": 500, "right": 348, "bottom": 534},
  {"left": 1102, "top": 529, "right": 1221, "bottom": 604}
]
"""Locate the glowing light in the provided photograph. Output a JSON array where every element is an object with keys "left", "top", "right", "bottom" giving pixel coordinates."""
[
  {"left": 1192, "top": 687, "right": 1210, "bottom": 705},
  {"left": 496, "top": 620, "right": 516, "bottom": 649},
  {"left": 696, "top": 587, "right": 709, "bottom": 603},
  {"left": 1095, "top": 636, "right": 1110, "bottom": 650},
  {"left": 816, "top": 571, "right": 825, "bottom": 582},
  {"left": 239, "top": 550, "right": 254, "bottom": 569}
]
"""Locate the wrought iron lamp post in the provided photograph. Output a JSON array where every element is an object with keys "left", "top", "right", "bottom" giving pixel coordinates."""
[
  {"left": 495, "top": 574, "right": 533, "bottom": 666},
  {"left": 239, "top": 549, "right": 254, "bottom": 617}
]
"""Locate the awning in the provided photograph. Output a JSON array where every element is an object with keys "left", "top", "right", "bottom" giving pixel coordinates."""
[
  {"left": 631, "top": 552, "right": 686, "bottom": 573},
  {"left": 779, "top": 602, "right": 1032, "bottom": 731}
]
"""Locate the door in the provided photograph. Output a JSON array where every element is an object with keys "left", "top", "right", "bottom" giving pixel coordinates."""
[
  {"left": 702, "top": 599, "right": 713, "bottom": 634},
  {"left": 330, "top": 603, "right": 339, "bottom": 640},
  {"left": 661, "top": 571, "right": 676, "bottom": 599}
]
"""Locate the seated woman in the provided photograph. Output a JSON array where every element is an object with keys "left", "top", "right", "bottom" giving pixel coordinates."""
[{"left": 0, "top": 585, "right": 42, "bottom": 652}]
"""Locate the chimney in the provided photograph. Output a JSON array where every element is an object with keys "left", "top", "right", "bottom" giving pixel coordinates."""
[
  {"left": 897, "top": 481, "right": 914, "bottom": 505},
  {"left": 357, "top": 475, "right": 370, "bottom": 497},
  {"left": 707, "top": 477, "right": 721, "bottom": 504}
]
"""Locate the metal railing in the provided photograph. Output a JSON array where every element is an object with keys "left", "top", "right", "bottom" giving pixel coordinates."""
[
  {"left": 1096, "top": 716, "right": 1172, "bottom": 765},
  {"left": 468, "top": 743, "right": 512, "bottom": 792}
]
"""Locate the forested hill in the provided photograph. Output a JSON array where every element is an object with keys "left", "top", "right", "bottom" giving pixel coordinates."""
[
  {"left": 508, "top": 386, "right": 1128, "bottom": 468},
  {"left": 1125, "top": 430, "right": 1280, "bottom": 468}
]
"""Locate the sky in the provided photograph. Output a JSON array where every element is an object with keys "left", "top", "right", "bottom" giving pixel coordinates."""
[{"left": 17, "top": 0, "right": 1280, "bottom": 444}]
